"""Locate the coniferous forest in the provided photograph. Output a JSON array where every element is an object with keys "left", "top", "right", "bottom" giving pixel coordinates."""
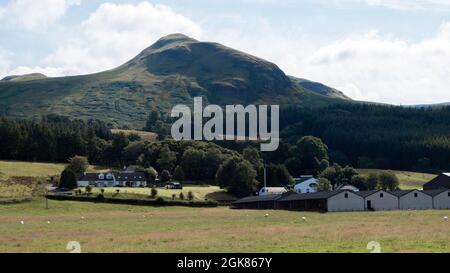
[{"left": 1, "top": 103, "right": 450, "bottom": 175}]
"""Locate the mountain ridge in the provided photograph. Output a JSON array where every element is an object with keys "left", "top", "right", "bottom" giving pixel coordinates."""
[{"left": 0, "top": 34, "right": 351, "bottom": 128}]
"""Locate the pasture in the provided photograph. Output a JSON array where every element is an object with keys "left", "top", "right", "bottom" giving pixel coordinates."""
[
  {"left": 0, "top": 199, "right": 449, "bottom": 253},
  {"left": 82, "top": 186, "right": 236, "bottom": 202},
  {"left": 358, "top": 169, "right": 437, "bottom": 190},
  {"left": 0, "top": 160, "right": 109, "bottom": 180}
]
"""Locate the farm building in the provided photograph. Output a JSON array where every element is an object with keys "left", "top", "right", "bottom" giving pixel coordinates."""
[
  {"left": 424, "top": 189, "right": 450, "bottom": 209},
  {"left": 391, "top": 190, "right": 433, "bottom": 210},
  {"left": 232, "top": 192, "right": 297, "bottom": 209},
  {"left": 423, "top": 173, "right": 450, "bottom": 190},
  {"left": 356, "top": 190, "right": 398, "bottom": 211},
  {"left": 293, "top": 176, "right": 318, "bottom": 193},
  {"left": 235, "top": 190, "right": 364, "bottom": 212},
  {"left": 77, "top": 171, "right": 147, "bottom": 188},
  {"left": 258, "top": 187, "right": 288, "bottom": 196},
  {"left": 335, "top": 184, "right": 360, "bottom": 192}
]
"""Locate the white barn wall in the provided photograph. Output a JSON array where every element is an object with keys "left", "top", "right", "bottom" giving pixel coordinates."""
[
  {"left": 399, "top": 191, "right": 433, "bottom": 210},
  {"left": 327, "top": 191, "right": 364, "bottom": 212},
  {"left": 365, "top": 191, "right": 398, "bottom": 211},
  {"left": 433, "top": 190, "right": 450, "bottom": 209}
]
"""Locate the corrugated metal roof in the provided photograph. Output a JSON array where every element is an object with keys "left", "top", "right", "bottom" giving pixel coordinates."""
[
  {"left": 355, "top": 190, "right": 380, "bottom": 198},
  {"left": 232, "top": 191, "right": 297, "bottom": 204},
  {"left": 422, "top": 189, "right": 448, "bottom": 197},
  {"left": 277, "top": 190, "right": 348, "bottom": 202}
]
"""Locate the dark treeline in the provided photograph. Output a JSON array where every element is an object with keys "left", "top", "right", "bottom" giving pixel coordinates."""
[
  {"left": 280, "top": 104, "right": 450, "bottom": 173},
  {"left": 0, "top": 115, "right": 113, "bottom": 163}
]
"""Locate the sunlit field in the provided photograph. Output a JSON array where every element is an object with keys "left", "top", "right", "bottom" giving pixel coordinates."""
[{"left": 0, "top": 199, "right": 449, "bottom": 253}]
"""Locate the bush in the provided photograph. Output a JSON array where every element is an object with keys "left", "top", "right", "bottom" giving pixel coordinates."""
[
  {"left": 379, "top": 172, "right": 399, "bottom": 191},
  {"left": 317, "top": 178, "right": 332, "bottom": 192},
  {"left": 85, "top": 185, "right": 92, "bottom": 195},
  {"left": 188, "top": 191, "right": 194, "bottom": 201},
  {"left": 151, "top": 188, "right": 158, "bottom": 198},
  {"left": 173, "top": 166, "right": 185, "bottom": 182},
  {"left": 67, "top": 156, "right": 89, "bottom": 173},
  {"left": 179, "top": 192, "right": 185, "bottom": 200},
  {"left": 155, "top": 197, "right": 165, "bottom": 204},
  {"left": 172, "top": 194, "right": 176, "bottom": 200},
  {"left": 59, "top": 169, "right": 78, "bottom": 189}
]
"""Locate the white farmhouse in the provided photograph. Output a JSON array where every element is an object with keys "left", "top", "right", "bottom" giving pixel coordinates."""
[
  {"left": 392, "top": 190, "right": 433, "bottom": 210},
  {"left": 293, "top": 176, "right": 318, "bottom": 193},
  {"left": 76, "top": 171, "right": 147, "bottom": 188},
  {"left": 357, "top": 190, "right": 398, "bottom": 211}
]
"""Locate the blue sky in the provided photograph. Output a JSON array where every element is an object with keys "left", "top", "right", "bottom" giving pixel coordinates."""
[{"left": 0, "top": 0, "right": 450, "bottom": 104}]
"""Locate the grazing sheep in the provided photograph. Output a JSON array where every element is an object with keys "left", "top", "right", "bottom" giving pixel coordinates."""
[
  {"left": 444, "top": 216, "right": 448, "bottom": 222},
  {"left": 302, "top": 217, "right": 307, "bottom": 222},
  {"left": 20, "top": 220, "right": 24, "bottom": 225},
  {"left": 264, "top": 214, "right": 269, "bottom": 218}
]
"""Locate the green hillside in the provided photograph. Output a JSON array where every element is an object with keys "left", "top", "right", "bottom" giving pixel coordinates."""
[
  {"left": 358, "top": 169, "right": 437, "bottom": 190},
  {"left": 0, "top": 34, "right": 349, "bottom": 128}
]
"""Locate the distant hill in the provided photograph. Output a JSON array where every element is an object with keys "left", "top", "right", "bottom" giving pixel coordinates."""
[
  {"left": 0, "top": 34, "right": 351, "bottom": 128},
  {"left": 1, "top": 73, "right": 47, "bottom": 82}
]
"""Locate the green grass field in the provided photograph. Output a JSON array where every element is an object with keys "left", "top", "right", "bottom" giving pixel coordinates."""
[
  {"left": 84, "top": 186, "right": 236, "bottom": 202},
  {"left": 358, "top": 169, "right": 437, "bottom": 190},
  {"left": 0, "top": 199, "right": 449, "bottom": 253},
  {"left": 0, "top": 160, "right": 109, "bottom": 180}
]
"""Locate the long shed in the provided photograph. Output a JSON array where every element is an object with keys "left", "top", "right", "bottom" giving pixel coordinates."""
[
  {"left": 356, "top": 190, "right": 398, "bottom": 211},
  {"left": 391, "top": 190, "right": 433, "bottom": 210}
]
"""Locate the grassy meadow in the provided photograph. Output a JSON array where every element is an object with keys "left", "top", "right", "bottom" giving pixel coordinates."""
[
  {"left": 0, "top": 199, "right": 449, "bottom": 253},
  {"left": 358, "top": 169, "right": 437, "bottom": 190},
  {"left": 0, "top": 160, "right": 109, "bottom": 180},
  {"left": 83, "top": 186, "right": 236, "bottom": 202}
]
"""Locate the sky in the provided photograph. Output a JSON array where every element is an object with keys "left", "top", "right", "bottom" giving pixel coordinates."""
[{"left": 0, "top": 0, "right": 450, "bottom": 105}]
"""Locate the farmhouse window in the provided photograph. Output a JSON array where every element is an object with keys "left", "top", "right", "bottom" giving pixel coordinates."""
[
  {"left": 448, "top": 192, "right": 450, "bottom": 197},
  {"left": 345, "top": 193, "right": 349, "bottom": 199},
  {"left": 380, "top": 193, "right": 384, "bottom": 198},
  {"left": 414, "top": 193, "right": 418, "bottom": 197}
]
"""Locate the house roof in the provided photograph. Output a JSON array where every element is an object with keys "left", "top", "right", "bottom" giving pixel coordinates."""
[
  {"left": 390, "top": 190, "right": 414, "bottom": 197},
  {"left": 277, "top": 190, "right": 349, "bottom": 202},
  {"left": 232, "top": 191, "right": 296, "bottom": 204},
  {"left": 336, "top": 184, "right": 359, "bottom": 191},
  {"left": 77, "top": 173, "right": 115, "bottom": 181},
  {"left": 390, "top": 190, "right": 434, "bottom": 197},
  {"left": 77, "top": 171, "right": 146, "bottom": 182},
  {"left": 422, "top": 189, "right": 448, "bottom": 197},
  {"left": 355, "top": 190, "right": 380, "bottom": 198},
  {"left": 114, "top": 172, "right": 146, "bottom": 181},
  {"left": 294, "top": 176, "right": 316, "bottom": 185},
  {"left": 356, "top": 190, "right": 398, "bottom": 198}
]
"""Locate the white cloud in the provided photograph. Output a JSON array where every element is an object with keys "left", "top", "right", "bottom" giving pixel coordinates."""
[
  {"left": 35, "top": 1, "right": 202, "bottom": 76},
  {"left": 364, "top": 0, "right": 450, "bottom": 10},
  {"left": 296, "top": 23, "right": 450, "bottom": 104},
  {"left": 0, "top": 0, "right": 79, "bottom": 30}
]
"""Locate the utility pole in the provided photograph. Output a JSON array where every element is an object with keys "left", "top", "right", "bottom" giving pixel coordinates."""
[{"left": 263, "top": 160, "right": 267, "bottom": 189}]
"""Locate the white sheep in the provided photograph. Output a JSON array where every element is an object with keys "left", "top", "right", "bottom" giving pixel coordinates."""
[
  {"left": 20, "top": 220, "right": 24, "bottom": 225},
  {"left": 264, "top": 214, "right": 269, "bottom": 218},
  {"left": 301, "top": 217, "right": 307, "bottom": 222},
  {"left": 444, "top": 216, "right": 448, "bottom": 222}
]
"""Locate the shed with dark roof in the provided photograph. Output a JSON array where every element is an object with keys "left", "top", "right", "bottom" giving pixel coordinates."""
[
  {"left": 423, "top": 173, "right": 450, "bottom": 190},
  {"left": 356, "top": 190, "right": 398, "bottom": 211},
  {"left": 423, "top": 189, "right": 450, "bottom": 209},
  {"left": 391, "top": 190, "right": 433, "bottom": 210}
]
